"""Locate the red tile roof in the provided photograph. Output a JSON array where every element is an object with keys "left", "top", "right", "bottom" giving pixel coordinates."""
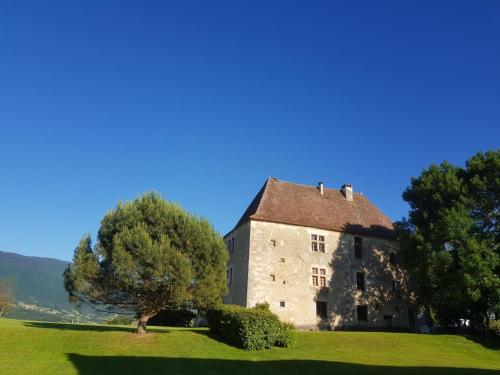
[{"left": 233, "top": 178, "right": 394, "bottom": 239}]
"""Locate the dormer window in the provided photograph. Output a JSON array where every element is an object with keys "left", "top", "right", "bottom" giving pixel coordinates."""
[{"left": 311, "top": 234, "right": 325, "bottom": 252}]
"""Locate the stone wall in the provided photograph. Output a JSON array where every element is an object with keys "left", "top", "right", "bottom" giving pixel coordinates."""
[
  {"left": 223, "top": 221, "right": 251, "bottom": 306},
  {"left": 245, "top": 220, "right": 411, "bottom": 330}
]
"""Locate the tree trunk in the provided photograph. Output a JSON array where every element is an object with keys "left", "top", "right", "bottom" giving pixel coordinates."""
[{"left": 137, "top": 314, "right": 151, "bottom": 335}]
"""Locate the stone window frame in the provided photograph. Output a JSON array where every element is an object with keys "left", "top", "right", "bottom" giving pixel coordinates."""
[
  {"left": 312, "top": 267, "right": 327, "bottom": 287},
  {"left": 269, "top": 239, "right": 277, "bottom": 248},
  {"left": 270, "top": 274, "right": 276, "bottom": 282},
  {"left": 311, "top": 234, "right": 326, "bottom": 253}
]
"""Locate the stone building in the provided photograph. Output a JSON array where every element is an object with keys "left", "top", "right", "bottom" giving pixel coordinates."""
[{"left": 224, "top": 177, "right": 414, "bottom": 330}]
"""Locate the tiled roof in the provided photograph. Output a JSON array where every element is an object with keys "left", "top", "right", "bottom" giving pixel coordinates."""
[{"left": 234, "top": 178, "right": 394, "bottom": 239}]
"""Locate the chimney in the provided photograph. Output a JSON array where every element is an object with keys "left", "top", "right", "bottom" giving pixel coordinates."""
[
  {"left": 318, "top": 181, "right": 324, "bottom": 195},
  {"left": 341, "top": 184, "right": 353, "bottom": 201}
]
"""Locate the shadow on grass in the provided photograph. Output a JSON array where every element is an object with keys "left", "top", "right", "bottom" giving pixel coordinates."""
[
  {"left": 67, "top": 354, "right": 499, "bottom": 375},
  {"left": 23, "top": 321, "right": 169, "bottom": 334},
  {"left": 181, "top": 328, "right": 235, "bottom": 346}
]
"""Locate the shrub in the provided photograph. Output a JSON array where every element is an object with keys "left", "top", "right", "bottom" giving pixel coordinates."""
[
  {"left": 207, "top": 304, "right": 296, "bottom": 350},
  {"left": 148, "top": 309, "right": 196, "bottom": 327},
  {"left": 489, "top": 320, "right": 500, "bottom": 336},
  {"left": 105, "top": 316, "right": 134, "bottom": 325},
  {"left": 275, "top": 322, "right": 297, "bottom": 348}
]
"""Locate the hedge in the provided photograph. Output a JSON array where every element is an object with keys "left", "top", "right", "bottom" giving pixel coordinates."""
[{"left": 207, "top": 304, "right": 296, "bottom": 350}]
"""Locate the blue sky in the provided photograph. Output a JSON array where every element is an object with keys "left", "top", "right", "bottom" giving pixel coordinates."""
[{"left": 0, "top": 1, "right": 498, "bottom": 261}]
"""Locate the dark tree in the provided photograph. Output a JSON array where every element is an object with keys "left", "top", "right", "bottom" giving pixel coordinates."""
[
  {"left": 396, "top": 150, "right": 500, "bottom": 330},
  {"left": 64, "top": 192, "right": 228, "bottom": 334}
]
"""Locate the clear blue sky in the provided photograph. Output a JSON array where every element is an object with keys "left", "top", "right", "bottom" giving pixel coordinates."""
[{"left": 0, "top": 1, "right": 499, "bottom": 261}]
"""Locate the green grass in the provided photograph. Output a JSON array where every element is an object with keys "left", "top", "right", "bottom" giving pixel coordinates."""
[{"left": 0, "top": 318, "right": 498, "bottom": 375}]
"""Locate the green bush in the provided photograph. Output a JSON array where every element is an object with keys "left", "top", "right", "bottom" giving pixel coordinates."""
[
  {"left": 489, "top": 320, "right": 500, "bottom": 336},
  {"left": 275, "top": 322, "right": 297, "bottom": 347},
  {"left": 207, "top": 304, "right": 296, "bottom": 350}
]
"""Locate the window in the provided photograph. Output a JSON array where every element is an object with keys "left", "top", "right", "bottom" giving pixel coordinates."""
[
  {"left": 312, "top": 267, "right": 326, "bottom": 287},
  {"left": 392, "top": 280, "right": 400, "bottom": 296},
  {"left": 357, "top": 305, "right": 368, "bottom": 322},
  {"left": 311, "top": 234, "right": 325, "bottom": 252},
  {"left": 228, "top": 267, "right": 233, "bottom": 286},
  {"left": 320, "top": 276, "right": 326, "bottom": 287},
  {"left": 389, "top": 253, "right": 396, "bottom": 265},
  {"left": 316, "top": 301, "right": 328, "bottom": 319},
  {"left": 356, "top": 272, "right": 365, "bottom": 291},
  {"left": 270, "top": 239, "right": 276, "bottom": 247},
  {"left": 270, "top": 274, "right": 276, "bottom": 282},
  {"left": 227, "top": 237, "right": 235, "bottom": 255},
  {"left": 279, "top": 257, "right": 285, "bottom": 263},
  {"left": 354, "top": 237, "right": 362, "bottom": 259},
  {"left": 279, "top": 300, "right": 286, "bottom": 309}
]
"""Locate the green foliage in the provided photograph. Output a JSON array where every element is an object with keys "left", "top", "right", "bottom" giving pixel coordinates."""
[
  {"left": 64, "top": 192, "right": 228, "bottom": 333},
  {"left": 274, "top": 322, "right": 297, "bottom": 348},
  {"left": 396, "top": 150, "right": 500, "bottom": 330},
  {"left": 489, "top": 320, "right": 500, "bottom": 336},
  {"left": 148, "top": 309, "right": 196, "bottom": 327},
  {"left": 105, "top": 316, "right": 134, "bottom": 325},
  {"left": 207, "top": 304, "right": 296, "bottom": 350}
]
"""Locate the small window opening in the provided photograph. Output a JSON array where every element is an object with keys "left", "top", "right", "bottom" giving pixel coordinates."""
[
  {"left": 354, "top": 237, "right": 362, "bottom": 259},
  {"left": 356, "top": 272, "right": 365, "bottom": 291},
  {"left": 357, "top": 305, "right": 368, "bottom": 322}
]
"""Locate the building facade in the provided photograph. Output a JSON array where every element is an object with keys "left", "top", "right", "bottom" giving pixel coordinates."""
[{"left": 224, "top": 178, "right": 414, "bottom": 330}]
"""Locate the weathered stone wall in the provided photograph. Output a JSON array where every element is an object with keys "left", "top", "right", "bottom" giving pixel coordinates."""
[
  {"left": 223, "top": 221, "right": 251, "bottom": 307},
  {"left": 246, "top": 220, "right": 411, "bottom": 330}
]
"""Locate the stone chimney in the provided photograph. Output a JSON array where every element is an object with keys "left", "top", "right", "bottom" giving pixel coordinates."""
[
  {"left": 318, "top": 181, "right": 324, "bottom": 195},
  {"left": 341, "top": 184, "right": 353, "bottom": 201}
]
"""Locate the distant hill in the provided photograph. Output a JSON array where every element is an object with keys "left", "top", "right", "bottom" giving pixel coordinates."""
[{"left": 0, "top": 251, "right": 110, "bottom": 322}]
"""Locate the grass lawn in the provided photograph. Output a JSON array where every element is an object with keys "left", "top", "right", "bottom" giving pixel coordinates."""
[{"left": 0, "top": 318, "right": 498, "bottom": 375}]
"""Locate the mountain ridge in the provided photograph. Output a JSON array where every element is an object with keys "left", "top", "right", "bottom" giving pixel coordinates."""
[{"left": 0, "top": 250, "right": 107, "bottom": 322}]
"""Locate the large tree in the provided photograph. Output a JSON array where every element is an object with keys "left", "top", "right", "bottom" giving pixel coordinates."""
[
  {"left": 64, "top": 192, "right": 228, "bottom": 334},
  {"left": 396, "top": 150, "right": 500, "bottom": 330}
]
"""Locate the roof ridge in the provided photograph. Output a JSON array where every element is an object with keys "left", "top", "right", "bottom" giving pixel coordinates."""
[{"left": 270, "top": 177, "right": 365, "bottom": 195}]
